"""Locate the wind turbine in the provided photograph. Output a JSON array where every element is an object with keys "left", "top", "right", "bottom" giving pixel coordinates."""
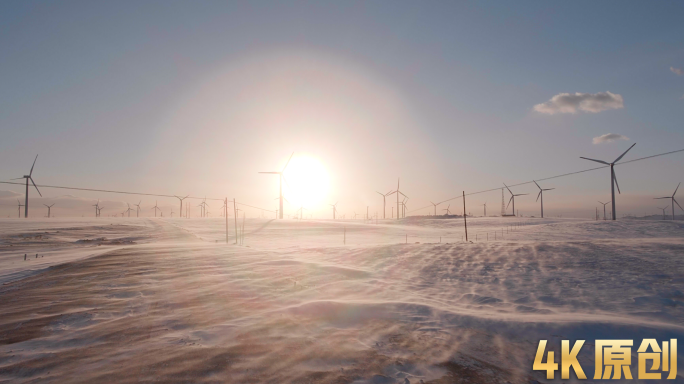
[
  {"left": 401, "top": 197, "right": 409, "bottom": 218},
  {"left": 481, "top": 202, "right": 486, "bottom": 217},
  {"left": 11, "top": 155, "right": 42, "bottom": 218},
  {"left": 376, "top": 190, "right": 393, "bottom": 219},
  {"left": 598, "top": 201, "right": 610, "bottom": 220},
  {"left": 654, "top": 183, "right": 682, "bottom": 220},
  {"left": 259, "top": 152, "right": 294, "bottom": 220},
  {"left": 16, "top": 200, "right": 24, "bottom": 218},
  {"left": 533, "top": 181, "right": 554, "bottom": 218},
  {"left": 92, "top": 200, "right": 100, "bottom": 217},
  {"left": 658, "top": 206, "right": 668, "bottom": 220},
  {"left": 97, "top": 205, "right": 104, "bottom": 217},
  {"left": 387, "top": 178, "right": 407, "bottom": 220},
  {"left": 443, "top": 204, "right": 452, "bottom": 216},
  {"left": 44, "top": 203, "right": 55, "bottom": 218},
  {"left": 504, "top": 183, "right": 527, "bottom": 217},
  {"left": 430, "top": 201, "right": 439, "bottom": 216},
  {"left": 330, "top": 202, "right": 338, "bottom": 219},
  {"left": 175, "top": 195, "right": 189, "bottom": 218},
  {"left": 135, "top": 201, "right": 142, "bottom": 217},
  {"left": 152, "top": 201, "right": 160, "bottom": 217},
  {"left": 125, "top": 203, "right": 133, "bottom": 217},
  {"left": 580, "top": 143, "right": 636, "bottom": 220}
]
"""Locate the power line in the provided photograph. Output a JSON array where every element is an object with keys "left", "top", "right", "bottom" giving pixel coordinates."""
[
  {"left": 0, "top": 181, "right": 275, "bottom": 213},
  {"left": 409, "top": 147, "right": 684, "bottom": 214}
]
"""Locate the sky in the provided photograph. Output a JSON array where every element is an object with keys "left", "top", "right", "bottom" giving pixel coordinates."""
[{"left": 1, "top": 1, "right": 683, "bottom": 219}]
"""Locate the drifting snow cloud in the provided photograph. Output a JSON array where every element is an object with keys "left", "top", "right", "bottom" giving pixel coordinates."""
[
  {"left": 592, "top": 133, "right": 629, "bottom": 145},
  {"left": 534, "top": 91, "right": 624, "bottom": 114},
  {"left": 671, "top": 67, "right": 683, "bottom": 76}
]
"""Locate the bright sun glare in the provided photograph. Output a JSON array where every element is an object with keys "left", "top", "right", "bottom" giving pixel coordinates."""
[{"left": 282, "top": 155, "right": 330, "bottom": 208}]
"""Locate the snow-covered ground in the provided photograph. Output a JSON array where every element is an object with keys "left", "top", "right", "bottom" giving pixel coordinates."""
[{"left": 0, "top": 217, "right": 682, "bottom": 383}]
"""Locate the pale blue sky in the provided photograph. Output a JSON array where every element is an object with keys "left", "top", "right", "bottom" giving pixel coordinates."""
[{"left": 1, "top": 1, "right": 683, "bottom": 218}]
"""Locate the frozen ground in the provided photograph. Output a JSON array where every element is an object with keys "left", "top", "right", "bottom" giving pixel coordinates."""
[{"left": 0, "top": 217, "right": 682, "bottom": 383}]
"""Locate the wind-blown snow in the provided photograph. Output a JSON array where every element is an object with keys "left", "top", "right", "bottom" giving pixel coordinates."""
[{"left": 0, "top": 217, "right": 682, "bottom": 383}]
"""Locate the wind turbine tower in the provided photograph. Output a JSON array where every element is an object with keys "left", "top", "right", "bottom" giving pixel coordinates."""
[
  {"left": 430, "top": 201, "right": 439, "bottom": 216},
  {"left": 533, "top": 181, "right": 555, "bottom": 218},
  {"left": 387, "top": 178, "right": 407, "bottom": 220},
  {"left": 44, "top": 203, "right": 55, "bottom": 218},
  {"left": 259, "top": 152, "right": 294, "bottom": 219},
  {"left": 330, "top": 202, "right": 338, "bottom": 220},
  {"left": 12, "top": 155, "right": 42, "bottom": 218},
  {"left": 580, "top": 143, "right": 636, "bottom": 220},
  {"left": 175, "top": 195, "right": 189, "bottom": 218},
  {"left": 598, "top": 201, "right": 610, "bottom": 221},
  {"left": 654, "top": 182, "right": 682, "bottom": 220},
  {"left": 377, "top": 190, "right": 393, "bottom": 219},
  {"left": 503, "top": 183, "right": 527, "bottom": 217}
]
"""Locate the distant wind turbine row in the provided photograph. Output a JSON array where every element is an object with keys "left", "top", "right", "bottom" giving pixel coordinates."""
[{"left": 5, "top": 143, "right": 682, "bottom": 221}]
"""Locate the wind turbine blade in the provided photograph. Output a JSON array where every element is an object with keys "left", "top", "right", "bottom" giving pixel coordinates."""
[
  {"left": 30, "top": 177, "right": 42, "bottom": 197},
  {"left": 598, "top": 201, "right": 604, "bottom": 205},
  {"left": 507, "top": 196, "right": 513, "bottom": 209},
  {"left": 386, "top": 190, "right": 393, "bottom": 196},
  {"left": 674, "top": 198, "right": 684, "bottom": 212},
  {"left": 10, "top": 177, "right": 24, "bottom": 180},
  {"left": 613, "top": 170, "right": 621, "bottom": 194},
  {"left": 386, "top": 191, "right": 397, "bottom": 196},
  {"left": 673, "top": 182, "right": 681, "bottom": 198},
  {"left": 282, "top": 152, "right": 295, "bottom": 172},
  {"left": 579, "top": 157, "right": 610, "bottom": 165},
  {"left": 613, "top": 143, "right": 636, "bottom": 163},
  {"left": 654, "top": 197, "right": 671, "bottom": 200},
  {"left": 376, "top": 191, "right": 384, "bottom": 196},
  {"left": 544, "top": 188, "right": 555, "bottom": 191},
  {"left": 533, "top": 180, "right": 541, "bottom": 190},
  {"left": 503, "top": 183, "right": 512, "bottom": 194},
  {"left": 399, "top": 192, "right": 408, "bottom": 198},
  {"left": 536, "top": 191, "right": 542, "bottom": 202},
  {"left": 29, "top": 155, "right": 38, "bottom": 176},
  {"left": 282, "top": 174, "right": 292, "bottom": 191}
]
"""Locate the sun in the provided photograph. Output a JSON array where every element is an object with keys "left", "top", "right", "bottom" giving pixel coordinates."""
[{"left": 282, "top": 155, "right": 330, "bottom": 208}]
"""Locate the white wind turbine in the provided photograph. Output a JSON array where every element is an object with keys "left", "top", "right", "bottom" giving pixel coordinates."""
[
  {"left": 376, "top": 190, "right": 393, "bottom": 219},
  {"left": 580, "top": 143, "right": 636, "bottom": 220},
  {"left": 329, "top": 202, "right": 338, "bottom": 220},
  {"left": 430, "top": 201, "right": 439, "bottom": 216},
  {"left": 11, "top": 155, "right": 42, "bottom": 218},
  {"left": 533, "top": 181, "right": 554, "bottom": 218},
  {"left": 443, "top": 204, "right": 452, "bottom": 216},
  {"left": 44, "top": 203, "right": 55, "bottom": 218},
  {"left": 654, "top": 182, "right": 682, "bottom": 221},
  {"left": 259, "top": 152, "right": 294, "bottom": 220},
  {"left": 598, "top": 201, "right": 611, "bottom": 221},
  {"left": 504, "top": 183, "right": 527, "bottom": 217}
]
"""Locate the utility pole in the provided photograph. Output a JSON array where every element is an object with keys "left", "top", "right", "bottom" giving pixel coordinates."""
[
  {"left": 463, "top": 191, "right": 468, "bottom": 242},
  {"left": 233, "top": 199, "right": 238, "bottom": 244}
]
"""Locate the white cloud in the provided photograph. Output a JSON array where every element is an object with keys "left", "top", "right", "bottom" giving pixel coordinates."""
[
  {"left": 671, "top": 67, "right": 683, "bottom": 76},
  {"left": 592, "top": 133, "right": 629, "bottom": 145},
  {"left": 534, "top": 91, "right": 624, "bottom": 114}
]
